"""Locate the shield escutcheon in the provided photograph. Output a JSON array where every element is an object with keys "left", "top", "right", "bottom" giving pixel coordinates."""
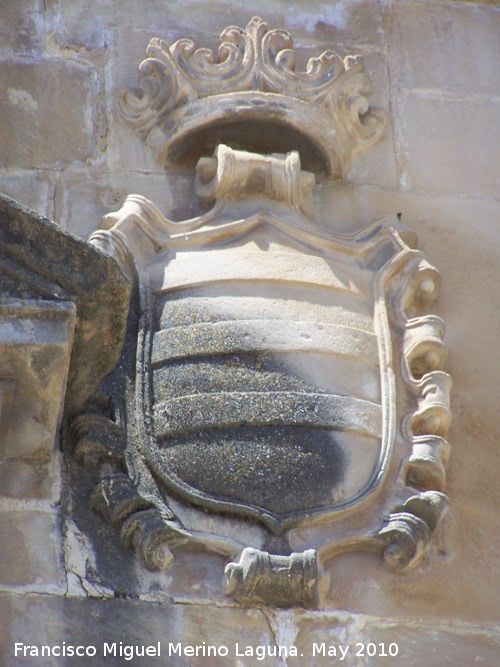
[{"left": 129, "top": 186, "right": 405, "bottom": 534}]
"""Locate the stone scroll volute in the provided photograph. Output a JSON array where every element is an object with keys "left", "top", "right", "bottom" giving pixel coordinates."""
[{"left": 71, "top": 17, "right": 451, "bottom": 609}]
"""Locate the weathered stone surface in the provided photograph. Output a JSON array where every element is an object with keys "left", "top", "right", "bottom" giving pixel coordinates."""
[
  {"left": 0, "top": 61, "right": 94, "bottom": 169},
  {"left": 63, "top": 460, "right": 235, "bottom": 601},
  {"left": 0, "top": 511, "right": 65, "bottom": 592},
  {"left": 0, "top": 170, "right": 54, "bottom": 220},
  {"left": 360, "top": 618, "right": 500, "bottom": 667},
  {"left": 0, "top": 457, "right": 61, "bottom": 501},
  {"left": 0, "top": 299, "right": 75, "bottom": 462},
  {"left": 45, "top": 0, "right": 106, "bottom": 50},
  {"left": 0, "top": 595, "right": 278, "bottom": 667},
  {"left": 289, "top": 611, "right": 500, "bottom": 666},
  {"left": 46, "top": 0, "right": 178, "bottom": 38},
  {"left": 287, "top": 0, "right": 386, "bottom": 50},
  {"left": 2, "top": 595, "right": 498, "bottom": 667},
  {"left": 58, "top": 168, "right": 196, "bottom": 238},
  {"left": 166, "top": 0, "right": 387, "bottom": 52},
  {"left": 344, "top": 53, "right": 398, "bottom": 188},
  {"left": 0, "top": 195, "right": 131, "bottom": 419},
  {"left": 289, "top": 611, "right": 360, "bottom": 667},
  {"left": 102, "top": 26, "right": 166, "bottom": 174},
  {"left": 401, "top": 94, "right": 498, "bottom": 199},
  {"left": 391, "top": 2, "right": 500, "bottom": 97},
  {"left": 0, "top": 0, "right": 45, "bottom": 57}
]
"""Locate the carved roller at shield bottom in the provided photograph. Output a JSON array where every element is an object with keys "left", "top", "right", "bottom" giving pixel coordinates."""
[{"left": 224, "top": 548, "right": 330, "bottom": 609}]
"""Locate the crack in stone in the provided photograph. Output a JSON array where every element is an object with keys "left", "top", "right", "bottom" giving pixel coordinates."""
[{"left": 261, "top": 608, "right": 288, "bottom": 666}]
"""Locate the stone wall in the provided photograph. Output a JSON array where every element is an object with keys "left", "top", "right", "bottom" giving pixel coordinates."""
[{"left": 1, "top": 1, "right": 499, "bottom": 665}]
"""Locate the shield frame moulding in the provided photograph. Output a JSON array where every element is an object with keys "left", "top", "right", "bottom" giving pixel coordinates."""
[
  {"left": 72, "top": 17, "right": 452, "bottom": 608},
  {"left": 122, "top": 191, "right": 404, "bottom": 535}
]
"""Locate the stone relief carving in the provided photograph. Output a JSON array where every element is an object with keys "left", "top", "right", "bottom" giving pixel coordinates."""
[
  {"left": 118, "top": 16, "right": 387, "bottom": 178},
  {"left": 69, "top": 18, "right": 451, "bottom": 608}
]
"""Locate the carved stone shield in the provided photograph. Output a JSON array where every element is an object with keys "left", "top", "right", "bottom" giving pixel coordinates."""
[
  {"left": 146, "top": 228, "right": 389, "bottom": 533},
  {"left": 96, "top": 147, "right": 430, "bottom": 536}
]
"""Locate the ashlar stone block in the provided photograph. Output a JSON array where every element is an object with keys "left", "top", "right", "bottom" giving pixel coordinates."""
[
  {"left": 59, "top": 168, "right": 196, "bottom": 238},
  {"left": 0, "top": 454, "right": 61, "bottom": 502},
  {"left": 360, "top": 618, "right": 500, "bottom": 667},
  {"left": 0, "top": 510, "right": 65, "bottom": 592},
  {"left": 287, "top": 611, "right": 500, "bottom": 666},
  {"left": 0, "top": 171, "right": 54, "bottom": 221},
  {"left": 0, "top": 0, "right": 45, "bottom": 57},
  {"left": 0, "top": 61, "right": 94, "bottom": 169},
  {"left": 0, "top": 300, "right": 76, "bottom": 462},
  {"left": 0, "top": 595, "right": 279, "bottom": 667},
  {"left": 401, "top": 93, "right": 498, "bottom": 199},
  {"left": 46, "top": 0, "right": 177, "bottom": 42},
  {"left": 46, "top": 0, "right": 105, "bottom": 50},
  {"left": 392, "top": 2, "right": 500, "bottom": 97},
  {"left": 287, "top": 0, "right": 386, "bottom": 50}
]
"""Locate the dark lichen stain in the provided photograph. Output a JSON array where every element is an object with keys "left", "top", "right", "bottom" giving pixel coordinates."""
[
  {"left": 159, "top": 426, "right": 346, "bottom": 515},
  {"left": 154, "top": 354, "right": 329, "bottom": 401}
]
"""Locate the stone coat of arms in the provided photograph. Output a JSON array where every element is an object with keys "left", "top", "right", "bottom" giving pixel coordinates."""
[{"left": 71, "top": 18, "right": 451, "bottom": 608}]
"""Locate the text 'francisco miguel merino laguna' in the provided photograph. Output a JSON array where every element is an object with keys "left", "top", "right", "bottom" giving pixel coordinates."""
[{"left": 14, "top": 642, "right": 299, "bottom": 661}]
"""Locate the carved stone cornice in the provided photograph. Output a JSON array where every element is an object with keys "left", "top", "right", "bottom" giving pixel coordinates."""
[
  {"left": 0, "top": 195, "right": 131, "bottom": 472},
  {"left": 118, "top": 17, "right": 387, "bottom": 178}
]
